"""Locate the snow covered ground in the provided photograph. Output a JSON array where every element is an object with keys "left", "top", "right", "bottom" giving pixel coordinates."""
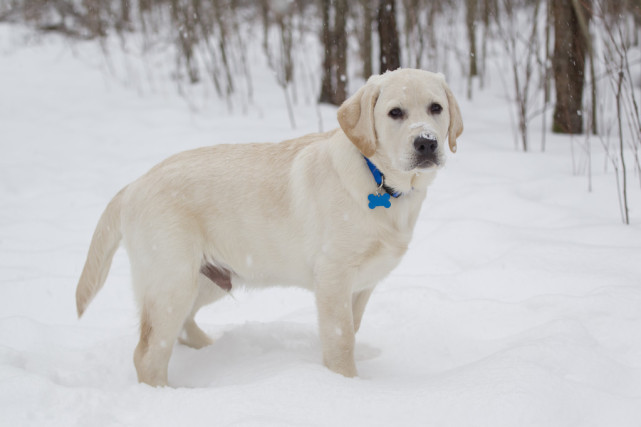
[{"left": 1, "top": 25, "right": 641, "bottom": 426}]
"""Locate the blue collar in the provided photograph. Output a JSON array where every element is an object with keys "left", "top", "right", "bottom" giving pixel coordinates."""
[{"left": 363, "top": 156, "right": 402, "bottom": 198}]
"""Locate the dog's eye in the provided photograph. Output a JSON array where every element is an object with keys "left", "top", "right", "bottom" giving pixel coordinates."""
[
  {"left": 429, "top": 103, "right": 443, "bottom": 114},
  {"left": 388, "top": 108, "right": 404, "bottom": 119},
  {"left": 387, "top": 107, "right": 405, "bottom": 120},
  {"left": 388, "top": 108, "right": 405, "bottom": 120}
]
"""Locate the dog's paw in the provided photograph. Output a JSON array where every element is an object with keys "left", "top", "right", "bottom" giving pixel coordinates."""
[
  {"left": 179, "top": 321, "right": 214, "bottom": 349},
  {"left": 324, "top": 359, "right": 358, "bottom": 378}
]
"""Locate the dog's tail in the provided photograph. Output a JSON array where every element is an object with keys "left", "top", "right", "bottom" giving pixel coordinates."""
[{"left": 76, "top": 188, "right": 125, "bottom": 318}]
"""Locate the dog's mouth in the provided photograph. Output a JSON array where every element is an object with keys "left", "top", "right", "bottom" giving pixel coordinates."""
[{"left": 412, "top": 156, "right": 442, "bottom": 170}]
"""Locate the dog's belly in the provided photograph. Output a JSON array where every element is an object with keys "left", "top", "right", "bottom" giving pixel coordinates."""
[
  {"left": 226, "top": 250, "right": 314, "bottom": 289},
  {"left": 202, "top": 216, "right": 316, "bottom": 289},
  {"left": 202, "top": 215, "right": 409, "bottom": 292}
]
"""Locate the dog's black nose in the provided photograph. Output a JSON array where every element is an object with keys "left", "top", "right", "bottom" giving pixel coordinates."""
[{"left": 414, "top": 136, "right": 438, "bottom": 155}]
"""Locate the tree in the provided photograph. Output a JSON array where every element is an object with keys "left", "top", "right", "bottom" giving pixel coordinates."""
[
  {"left": 551, "top": 0, "right": 591, "bottom": 134},
  {"left": 378, "top": 0, "right": 401, "bottom": 72},
  {"left": 319, "top": 0, "right": 348, "bottom": 105},
  {"left": 334, "top": 0, "right": 348, "bottom": 104},
  {"left": 495, "top": 0, "right": 545, "bottom": 151},
  {"left": 466, "top": 0, "right": 479, "bottom": 99},
  {"left": 466, "top": 0, "right": 478, "bottom": 82},
  {"left": 479, "top": 0, "right": 497, "bottom": 89},
  {"left": 319, "top": 0, "right": 333, "bottom": 104},
  {"left": 119, "top": 0, "right": 130, "bottom": 31},
  {"left": 265, "top": 1, "right": 297, "bottom": 127},
  {"left": 592, "top": 0, "right": 641, "bottom": 224},
  {"left": 359, "top": 0, "right": 374, "bottom": 79}
]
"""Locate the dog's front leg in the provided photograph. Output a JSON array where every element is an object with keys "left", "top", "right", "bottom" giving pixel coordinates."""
[
  {"left": 315, "top": 276, "right": 358, "bottom": 378},
  {"left": 352, "top": 287, "right": 374, "bottom": 333}
]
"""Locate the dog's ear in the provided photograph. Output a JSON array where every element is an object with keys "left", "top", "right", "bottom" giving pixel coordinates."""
[
  {"left": 337, "top": 76, "right": 381, "bottom": 157},
  {"left": 442, "top": 80, "right": 463, "bottom": 153}
]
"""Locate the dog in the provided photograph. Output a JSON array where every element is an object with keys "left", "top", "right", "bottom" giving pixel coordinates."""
[{"left": 75, "top": 68, "right": 463, "bottom": 386}]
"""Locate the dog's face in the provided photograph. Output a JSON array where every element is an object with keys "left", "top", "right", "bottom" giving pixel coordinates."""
[{"left": 337, "top": 69, "right": 463, "bottom": 172}]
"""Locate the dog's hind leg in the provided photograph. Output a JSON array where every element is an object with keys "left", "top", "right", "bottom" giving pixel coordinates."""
[
  {"left": 179, "top": 273, "right": 228, "bottom": 349},
  {"left": 130, "top": 256, "right": 200, "bottom": 387}
]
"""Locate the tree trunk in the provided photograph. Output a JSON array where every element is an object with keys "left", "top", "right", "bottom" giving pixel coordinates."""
[
  {"left": 333, "top": 0, "right": 348, "bottom": 104},
  {"left": 82, "top": 0, "right": 106, "bottom": 37},
  {"left": 319, "top": 0, "right": 334, "bottom": 104},
  {"left": 260, "top": 0, "right": 269, "bottom": 52},
  {"left": 139, "top": 0, "right": 152, "bottom": 13},
  {"left": 378, "top": 0, "right": 401, "bottom": 72},
  {"left": 466, "top": 0, "right": 478, "bottom": 99},
  {"left": 466, "top": 0, "right": 478, "bottom": 77},
  {"left": 551, "top": 0, "right": 590, "bottom": 134},
  {"left": 319, "top": 0, "right": 349, "bottom": 106},
  {"left": 479, "top": 0, "right": 495, "bottom": 88},
  {"left": 121, "top": 0, "right": 130, "bottom": 27},
  {"left": 360, "top": 0, "right": 373, "bottom": 79}
]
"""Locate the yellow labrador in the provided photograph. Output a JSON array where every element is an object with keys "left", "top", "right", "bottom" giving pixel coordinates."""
[{"left": 76, "top": 68, "right": 463, "bottom": 386}]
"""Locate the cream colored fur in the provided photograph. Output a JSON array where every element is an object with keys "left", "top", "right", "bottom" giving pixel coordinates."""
[{"left": 75, "top": 68, "right": 463, "bottom": 386}]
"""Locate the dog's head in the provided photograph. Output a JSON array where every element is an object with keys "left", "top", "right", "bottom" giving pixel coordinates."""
[{"left": 337, "top": 69, "right": 463, "bottom": 172}]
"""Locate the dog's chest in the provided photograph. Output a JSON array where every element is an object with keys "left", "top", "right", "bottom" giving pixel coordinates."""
[
  {"left": 351, "top": 228, "right": 412, "bottom": 290},
  {"left": 350, "top": 196, "right": 425, "bottom": 289}
]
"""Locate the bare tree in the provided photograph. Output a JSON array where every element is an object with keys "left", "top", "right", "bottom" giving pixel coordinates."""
[
  {"left": 378, "top": 0, "right": 401, "bottom": 72},
  {"left": 401, "top": 0, "right": 425, "bottom": 69},
  {"left": 466, "top": 0, "right": 478, "bottom": 99},
  {"left": 593, "top": 0, "right": 641, "bottom": 224},
  {"left": 551, "top": 0, "right": 590, "bottom": 134},
  {"left": 319, "top": 0, "right": 348, "bottom": 105},
  {"left": 319, "top": 0, "right": 333, "bottom": 104},
  {"left": 265, "top": 1, "right": 296, "bottom": 127},
  {"left": 170, "top": 0, "right": 199, "bottom": 85},
  {"left": 211, "top": 0, "right": 235, "bottom": 97},
  {"left": 6, "top": 0, "right": 111, "bottom": 38},
  {"left": 121, "top": 0, "right": 131, "bottom": 29},
  {"left": 334, "top": 0, "right": 348, "bottom": 103},
  {"left": 615, "top": 70, "right": 630, "bottom": 224},
  {"left": 540, "top": 0, "right": 553, "bottom": 151},
  {"left": 425, "top": 1, "right": 444, "bottom": 73},
  {"left": 479, "top": 0, "right": 497, "bottom": 89},
  {"left": 83, "top": 0, "right": 109, "bottom": 37},
  {"left": 495, "top": 0, "right": 545, "bottom": 151},
  {"left": 359, "top": 0, "right": 374, "bottom": 79},
  {"left": 570, "top": 0, "right": 597, "bottom": 136}
]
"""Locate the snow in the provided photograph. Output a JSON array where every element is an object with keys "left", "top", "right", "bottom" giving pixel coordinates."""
[{"left": 1, "top": 25, "right": 641, "bottom": 426}]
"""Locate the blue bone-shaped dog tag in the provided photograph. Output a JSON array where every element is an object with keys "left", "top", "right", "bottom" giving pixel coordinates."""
[{"left": 368, "top": 193, "right": 391, "bottom": 209}]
